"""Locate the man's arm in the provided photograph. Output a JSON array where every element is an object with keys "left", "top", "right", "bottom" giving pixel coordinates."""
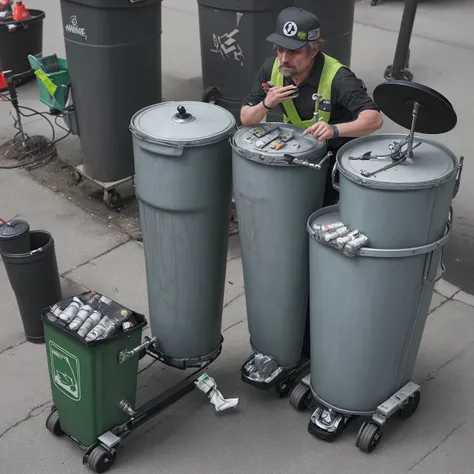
[
  {"left": 304, "top": 68, "right": 383, "bottom": 141},
  {"left": 240, "top": 57, "right": 298, "bottom": 126}
]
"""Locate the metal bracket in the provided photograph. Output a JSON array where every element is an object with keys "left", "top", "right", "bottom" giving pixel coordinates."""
[
  {"left": 282, "top": 151, "right": 332, "bottom": 170},
  {"left": 118, "top": 336, "right": 157, "bottom": 364},
  {"left": 372, "top": 381, "right": 420, "bottom": 426},
  {"left": 98, "top": 431, "right": 121, "bottom": 449},
  {"left": 310, "top": 406, "right": 347, "bottom": 433}
]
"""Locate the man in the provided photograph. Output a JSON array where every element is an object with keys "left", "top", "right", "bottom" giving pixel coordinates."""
[{"left": 241, "top": 7, "right": 383, "bottom": 206}]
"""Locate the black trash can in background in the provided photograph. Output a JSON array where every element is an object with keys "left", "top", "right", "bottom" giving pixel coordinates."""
[
  {"left": 59, "top": 0, "right": 162, "bottom": 183},
  {"left": 1, "top": 230, "right": 62, "bottom": 343},
  {"left": 0, "top": 219, "right": 30, "bottom": 254},
  {"left": 198, "top": 0, "right": 293, "bottom": 123},
  {"left": 293, "top": 0, "right": 355, "bottom": 66},
  {"left": 0, "top": 9, "right": 45, "bottom": 87}
]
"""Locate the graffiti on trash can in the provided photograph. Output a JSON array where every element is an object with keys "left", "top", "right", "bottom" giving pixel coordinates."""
[
  {"left": 49, "top": 341, "right": 81, "bottom": 402},
  {"left": 210, "top": 12, "right": 245, "bottom": 66}
]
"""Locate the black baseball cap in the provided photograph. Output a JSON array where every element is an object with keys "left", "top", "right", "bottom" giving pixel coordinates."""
[{"left": 267, "top": 7, "right": 321, "bottom": 51}]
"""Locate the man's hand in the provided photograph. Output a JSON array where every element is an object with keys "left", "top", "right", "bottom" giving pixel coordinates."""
[
  {"left": 265, "top": 85, "right": 299, "bottom": 109},
  {"left": 303, "top": 121, "right": 335, "bottom": 141}
]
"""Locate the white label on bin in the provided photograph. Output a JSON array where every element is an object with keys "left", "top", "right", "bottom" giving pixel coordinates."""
[
  {"left": 64, "top": 15, "right": 88, "bottom": 41},
  {"left": 49, "top": 341, "right": 81, "bottom": 402}
]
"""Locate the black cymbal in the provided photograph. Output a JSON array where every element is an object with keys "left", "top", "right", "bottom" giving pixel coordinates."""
[{"left": 373, "top": 80, "right": 457, "bottom": 134}]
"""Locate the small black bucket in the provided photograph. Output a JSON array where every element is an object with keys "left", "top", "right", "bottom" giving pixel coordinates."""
[
  {"left": 0, "top": 218, "right": 30, "bottom": 254},
  {"left": 0, "top": 9, "right": 46, "bottom": 88},
  {"left": 1, "top": 230, "right": 62, "bottom": 343}
]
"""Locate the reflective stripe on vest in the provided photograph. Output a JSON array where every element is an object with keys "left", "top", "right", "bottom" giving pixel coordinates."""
[{"left": 270, "top": 54, "right": 346, "bottom": 128}]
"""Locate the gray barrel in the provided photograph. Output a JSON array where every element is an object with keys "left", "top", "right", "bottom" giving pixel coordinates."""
[
  {"left": 60, "top": 0, "right": 162, "bottom": 182},
  {"left": 307, "top": 206, "right": 451, "bottom": 415},
  {"left": 231, "top": 123, "right": 330, "bottom": 368},
  {"left": 293, "top": 0, "right": 355, "bottom": 66},
  {"left": 198, "top": 0, "right": 292, "bottom": 122},
  {"left": 334, "top": 133, "right": 461, "bottom": 249},
  {"left": 0, "top": 219, "right": 30, "bottom": 254},
  {"left": 130, "top": 101, "right": 236, "bottom": 369},
  {"left": 2, "top": 230, "right": 62, "bottom": 344}
]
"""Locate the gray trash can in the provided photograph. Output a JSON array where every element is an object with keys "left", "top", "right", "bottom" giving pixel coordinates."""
[
  {"left": 60, "top": 0, "right": 162, "bottom": 182},
  {"left": 130, "top": 101, "right": 236, "bottom": 369},
  {"left": 334, "top": 134, "right": 462, "bottom": 249},
  {"left": 302, "top": 205, "right": 450, "bottom": 448},
  {"left": 294, "top": 0, "right": 355, "bottom": 66},
  {"left": 0, "top": 219, "right": 30, "bottom": 254},
  {"left": 198, "top": 0, "right": 292, "bottom": 122},
  {"left": 1, "top": 230, "right": 62, "bottom": 343},
  {"left": 231, "top": 122, "right": 332, "bottom": 389}
]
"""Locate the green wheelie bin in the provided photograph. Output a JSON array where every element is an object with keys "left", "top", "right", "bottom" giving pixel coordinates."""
[{"left": 42, "top": 292, "right": 146, "bottom": 472}]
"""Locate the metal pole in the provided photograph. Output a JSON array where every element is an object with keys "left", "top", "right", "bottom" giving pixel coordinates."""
[{"left": 384, "top": 0, "right": 419, "bottom": 81}]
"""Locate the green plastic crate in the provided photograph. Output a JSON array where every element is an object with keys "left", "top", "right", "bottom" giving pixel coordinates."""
[
  {"left": 42, "top": 294, "right": 147, "bottom": 448},
  {"left": 28, "top": 54, "right": 70, "bottom": 111}
]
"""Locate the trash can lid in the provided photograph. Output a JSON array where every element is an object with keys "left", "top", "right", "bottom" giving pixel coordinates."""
[
  {"left": 0, "top": 219, "right": 30, "bottom": 241},
  {"left": 231, "top": 122, "right": 327, "bottom": 166},
  {"left": 130, "top": 101, "right": 236, "bottom": 147},
  {"left": 337, "top": 133, "right": 459, "bottom": 190}
]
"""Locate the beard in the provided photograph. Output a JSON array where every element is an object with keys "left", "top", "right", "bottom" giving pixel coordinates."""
[{"left": 279, "top": 64, "right": 297, "bottom": 77}]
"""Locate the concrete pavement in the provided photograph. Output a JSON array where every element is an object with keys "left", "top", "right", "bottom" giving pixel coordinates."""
[
  {"left": 2, "top": 0, "right": 474, "bottom": 472},
  {"left": 1, "top": 164, "right": 474, "bottom": 474}
]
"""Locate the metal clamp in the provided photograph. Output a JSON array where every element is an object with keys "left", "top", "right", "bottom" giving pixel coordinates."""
[
  {"left": 331, "top": 161, "right": 340, "bottom": 191},
  {"left": 282, "top": 151, "right": 332, "bottom": 171},
  {"left": 118, "top": 336, "right": 157, "bottom": 364}
]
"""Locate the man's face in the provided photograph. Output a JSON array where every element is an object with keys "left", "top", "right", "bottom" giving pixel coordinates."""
[{"left": 277, "top": 45, "right": 317, "bottom": 77}]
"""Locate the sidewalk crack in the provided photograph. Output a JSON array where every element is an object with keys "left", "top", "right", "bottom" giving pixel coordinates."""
[
  {"left": 408, "top": 421, "right": 466, "bottom": 471},
  {"left": 0, "top": 340, "right": 27, "bottom": 356},
  {"left": 0, "top": 400, "right": 52, "bottom": 440}
]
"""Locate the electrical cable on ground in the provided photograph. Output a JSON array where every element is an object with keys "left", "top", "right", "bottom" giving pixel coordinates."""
[{"left": 0, "top": 91, "right": 71, "bottom": 170}]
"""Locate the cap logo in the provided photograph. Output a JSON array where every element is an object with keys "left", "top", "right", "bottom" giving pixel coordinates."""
[{"left": 283, "top": 21, "right": 298, "bottom": 37}]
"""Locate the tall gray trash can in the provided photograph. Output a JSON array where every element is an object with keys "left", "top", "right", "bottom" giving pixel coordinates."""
[
  {"left": 130, "top": 101, "right": 236, "bottom": 369},
  {"left": 60, "top": 0, "right": 162, "bottom": 182},
  {"left": 288, "top": 81, "right": 463, "bottom": 453},
  {"left": 304, "top": 205, "right": 451, "bottom": 447},
  {"left": 231, "top": 122, "right": 332, "bottom": 392},
  {"left": 293, "top": 0, "right": 355, "bottom": 66},
  {"left": 198, "top": 0, "right": 292, "bottom": 123}
]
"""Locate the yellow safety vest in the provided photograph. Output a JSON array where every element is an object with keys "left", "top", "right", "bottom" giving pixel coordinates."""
[{"left": 270, "top": 54, "right": 346, "bottom": 128}]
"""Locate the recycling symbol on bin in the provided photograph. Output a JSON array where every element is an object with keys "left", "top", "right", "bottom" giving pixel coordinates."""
[{"left": 283, "top": 21, "right": 298, "bottom": 37}]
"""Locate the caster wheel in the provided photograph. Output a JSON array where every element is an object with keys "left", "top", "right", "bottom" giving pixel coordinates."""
[
  {"left": 403, "top": 69, "right": 414, "bottom": 82},
  {"left": 355, "top": 422, "right": 383, "bottom": 453},
  {"left": 384, "top": 65, "right": 393, "bottom": 81},
  {"left": 104, "top": 190, "right": 121, "bottom": 209},
  {"left": 88, "top": 446, "right": 116, "bottom": 474},
  {"left": 289, "top": 383, "right": 311, "bottom": 411},
  {"left": 276, "top": 380, "right": 291, "bottom": 397},
  {"left": 399, "top": 390, "right": 420, "bottom": 419},
  {"left": 73, "top": 170, "right": 82, "bottom": 183},
  {"left": 45, "top": 409, "right": 63, "bottom": 436},
  {"left": 202, "top": 86, "right": 221, "bottom": 105}
]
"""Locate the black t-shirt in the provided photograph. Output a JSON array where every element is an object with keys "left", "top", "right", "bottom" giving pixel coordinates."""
[{"left": 242, "top": 53, "right": 380, "bottom": 149}]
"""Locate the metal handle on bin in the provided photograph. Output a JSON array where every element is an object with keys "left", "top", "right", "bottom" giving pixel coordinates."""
[
  {"left": 453, "top": 156, "right": 464, "bottom": 199},
  {"left": 136, "top": 139, "right": 184, "bottom": 157},
  {"left": 118, "top": 336, "right": 157, "bottom": 364},
  {"left": 331, "top": 161, "right": 340, "bottom": 191},
  {"left": 423, "top": 207, "right": 452, "bottom": 284}
]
